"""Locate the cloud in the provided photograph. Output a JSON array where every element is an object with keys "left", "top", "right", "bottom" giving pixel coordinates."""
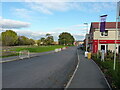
[
  {"left": 23, "top": 0, "right": 117, "bottom": 2},
  {"left": 14, "top": 29, "right": 59, "bottom": 40},
  {"left": 72, "top": 33, "right": 85, "bottom": 40},
  {"left": 1, "top": 0, "right": 118, "bottom": 2},
  {"left": 0, "top": 18, "right": 30, "bottom": 29},
  {"left": 25, "top": 2, "right": 81, "bottom": 15},
  {"left": 21, "top": 2, "right": 115, "bottom": 15},
  {"left": 13, "top": 8, "right": 33, "bottom": 19},
  {"left": 52, "top": 24, "right": 90, "bottom": 34},
  {"left": 91, "top": 2, "right": 115, "bottom": 12},
  {"left": 10, "top": 2, "right": 115, "bottom": 18},
  {"left": 0, "top": 16, "right": 2, "bottom": 19},
  {"left": 18, "top": 0, "right": 116, "bottom": 15},
  {"left": 12, "top": 29, "right": 84, "bottom": 41}
]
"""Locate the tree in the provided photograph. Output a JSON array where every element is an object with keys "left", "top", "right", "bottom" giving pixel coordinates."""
[
  {"left": 18, "top": 36, "right": 31, "bottom": 45},
  {"left": 45, "top": 34, "right": 54, "bottom": 45},
  {"left": 37, "top": 37, "right": 46, "bottom": 46},
  {"left": 58, "top": 32, "right": 75, "bottom": 45},
  {"left": 29, "top": 39, "right": 35, "bottom": 45},
  {"left": 41, "top": 37, "right": 46, "bottom": 45},
  {"left": 37, "top": 39, "right": 41, "bottom": 46},
  {"left": 46, "top": 33, "right": 51, "bottom": 37},
  {"left": 37, "top": 34, "right": 54, "bottom": 46},
  {"left": 2, "top": 30, "right": 18, "bottom": 46}
]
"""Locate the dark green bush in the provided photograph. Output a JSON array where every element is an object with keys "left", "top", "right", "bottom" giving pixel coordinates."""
[{"left": 92, "top": 52, "right": 120, "bottom": 89}]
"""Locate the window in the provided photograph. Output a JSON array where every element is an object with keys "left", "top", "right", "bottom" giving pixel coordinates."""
[
  {"left": 119, "top": 45, "right": 120, "bottom": 53},
  {"left": 101, "top": 30, "right": 108, "bottom": 36},
  {"left": 101, "top": 44, "right": 108, "bottom": 53},
  {"left": 101, "top": 45, "right": 105, "bottom": 50}
]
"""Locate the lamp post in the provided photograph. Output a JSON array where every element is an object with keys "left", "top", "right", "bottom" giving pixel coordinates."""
[
  {"left": 84, "top": 23, "right": 88, "bottom": 52},
  {"left": 84, "top": 23, "right": 89, "bottom": 57}
]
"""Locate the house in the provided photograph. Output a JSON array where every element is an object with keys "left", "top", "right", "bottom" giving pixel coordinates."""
[{"left": 87, "top": 22, "right": 120, "bottom": 53}]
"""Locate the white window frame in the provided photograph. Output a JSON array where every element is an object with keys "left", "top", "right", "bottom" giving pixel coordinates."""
[{"left": 100, "top": 44, "right": 108, "bottom": 53}]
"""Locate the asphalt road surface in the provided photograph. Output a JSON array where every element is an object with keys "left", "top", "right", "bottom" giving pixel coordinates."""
[{"left": 2, "top": 47, "right": 78, "bottom": 88}]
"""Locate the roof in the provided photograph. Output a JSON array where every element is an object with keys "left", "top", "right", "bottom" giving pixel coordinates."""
[{"left": 91, "top": 22, "right": 120, "bottom": 29}]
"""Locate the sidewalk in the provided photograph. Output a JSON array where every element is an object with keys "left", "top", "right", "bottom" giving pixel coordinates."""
[
  {"left": 0, "top": 50, "right": 55, "bottom": 63},
  {"left": 67, "top": 49, "right": 111, "bottom": 89}
]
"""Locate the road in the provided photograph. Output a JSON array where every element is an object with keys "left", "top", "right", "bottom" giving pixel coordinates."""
[{"left": 2, "top": 47, "right": 78, "bottom": 88}]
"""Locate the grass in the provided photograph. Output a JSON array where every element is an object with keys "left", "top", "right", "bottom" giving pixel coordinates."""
[
  {"left": 1, "top": 53, "right": 19, "bottom": 58},
  {"left": 12, "top": 45, "right": 68, "bottom": 53},
  {"left": 1, "top": 45, "right": 69, "bottom": 58}
]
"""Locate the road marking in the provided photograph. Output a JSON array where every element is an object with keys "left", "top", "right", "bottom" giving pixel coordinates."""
[
  {"left": 64, "top": 49, "right": 80, "bottom": 89},
  {"left": 0, "top": 58, "right": 19, "bottom": 63},
  {"left": 91, "top": 59, "right": 112, "bottom": 90}
]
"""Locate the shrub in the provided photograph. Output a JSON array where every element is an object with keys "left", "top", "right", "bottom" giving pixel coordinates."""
[{"left": 92, "top": 52, "right": 120, "bottom": 89}]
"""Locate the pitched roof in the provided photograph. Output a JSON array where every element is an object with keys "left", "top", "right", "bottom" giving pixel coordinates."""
[{"left": 91, "top": 22, "right": 120, "bottom": 29}]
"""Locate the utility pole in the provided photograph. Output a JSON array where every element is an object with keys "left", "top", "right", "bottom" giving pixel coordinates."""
[
  {"left": 113, "top": 17, "right": 119, "bottom": 70},
  {"left": 113, "top": 1, "right": 120, "bottom": 70}
]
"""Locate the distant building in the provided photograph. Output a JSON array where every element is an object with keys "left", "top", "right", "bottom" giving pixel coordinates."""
[
  {"left": 87, "top": 22, "right": 120, "bottom": 53},
  {"left": 52, "top": 41, "right": 59, "bottom": 45},
  {"left": 74, "top": 41, "right": 84, "bottom": 46}
]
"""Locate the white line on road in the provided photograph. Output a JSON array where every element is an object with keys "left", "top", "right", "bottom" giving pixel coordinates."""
[{"left": 64, "top": 49, "right": 80, "bottom": 89}]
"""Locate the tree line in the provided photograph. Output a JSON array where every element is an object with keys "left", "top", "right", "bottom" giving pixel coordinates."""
[
  {"left": 1, "top": 30, "right": 75, "bottom": 46},
  {"left": 1, "top": 30, "right": 35, "bottom": 46}
]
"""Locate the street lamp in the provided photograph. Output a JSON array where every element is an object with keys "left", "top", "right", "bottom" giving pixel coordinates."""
[
  {"left": 84, "top": 23, "right": 88, "bottom": 57},
  {"left": 84, "top": 23, "right": 88, "bottom": 52}
]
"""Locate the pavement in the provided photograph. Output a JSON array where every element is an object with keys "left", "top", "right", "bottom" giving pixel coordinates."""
[
  {"left": 67, "top": 49, "right": 111, "bottom": 89},
  {"left": 2, "top": 47, "right": 78, "bottom": 88}
]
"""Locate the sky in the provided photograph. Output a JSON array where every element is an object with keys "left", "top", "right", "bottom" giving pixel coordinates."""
[{"left": 0, "top": 1, "right": 117, "bottom": 41}]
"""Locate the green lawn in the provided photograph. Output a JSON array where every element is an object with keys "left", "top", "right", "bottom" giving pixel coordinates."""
[
  {"left": 12, "top": 45, "right": 68, "bottom": 53},
  {"left": 1, "top": 45, "right": 69, "bottom": 58}
]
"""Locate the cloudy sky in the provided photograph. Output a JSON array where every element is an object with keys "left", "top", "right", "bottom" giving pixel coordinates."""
[{"left": 0, "top": 0, "right": 117, "bottom": 41}]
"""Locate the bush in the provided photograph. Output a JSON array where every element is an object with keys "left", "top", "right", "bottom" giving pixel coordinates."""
[{"left": 92, "top": 52, "right": 120, "bottom": 89}]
